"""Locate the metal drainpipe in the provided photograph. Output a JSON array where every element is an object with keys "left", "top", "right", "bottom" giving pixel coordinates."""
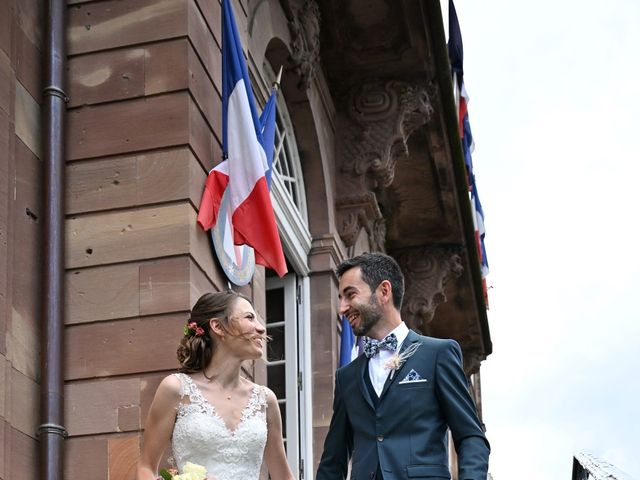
[{"left": 38, "top": 0, "right": 68, "bottom": 478}]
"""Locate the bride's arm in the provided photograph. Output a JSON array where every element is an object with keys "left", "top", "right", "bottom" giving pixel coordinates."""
[
  {"left": 263, "top": 388, "right": 296, "bottom": 480},
  {"left": 137, "top": 375, "right": 181, "bottom": 480}
]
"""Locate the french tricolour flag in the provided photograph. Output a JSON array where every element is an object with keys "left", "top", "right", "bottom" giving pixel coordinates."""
[
  {"left": 449, "top": 0, "right": 489, "bottom": 305},
  {"left": 197, "top": 0, "right": 287, "bottom": 277}
]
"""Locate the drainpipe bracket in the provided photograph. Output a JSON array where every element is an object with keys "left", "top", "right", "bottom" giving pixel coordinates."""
[
  {"left": 37, "top": 423, "right": 69, "bottom": 439},
  {"left": 42, "top": 85, "right": 69, "bottom": 103}
]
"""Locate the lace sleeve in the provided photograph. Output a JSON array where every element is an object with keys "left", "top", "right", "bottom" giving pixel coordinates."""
[{"left": 261, "top": 385, "right": 272, "bottom": 409}]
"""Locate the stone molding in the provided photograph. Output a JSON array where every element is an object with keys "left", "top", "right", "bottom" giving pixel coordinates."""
[
  {"left": 287, "top": 0, "right": 321, "bottom": 90},
  {"left": 462, "top": 349, "right": 485, "bottom": 376},
  {"left": 335, "top": 192, "right": 383, "bottom": 250},
  {"left": 308, "top": 232, "right": 346, "bottom": 274},
  {"left": 339, "top": 80, "right": 434, "bottom": 191},
  {"left": 368, "top": 217, "right": 386, "bottom": 253},
  {"left": 395, "top": 246, "right": 464, "bottom": 331},
  {"left": 334, "top": 80, "right": 433, "bottom": 249}
]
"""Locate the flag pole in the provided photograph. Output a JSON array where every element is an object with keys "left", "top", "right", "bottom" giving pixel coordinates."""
[{"left": 273, "top": 65, "right": 283, "bottom": 91}]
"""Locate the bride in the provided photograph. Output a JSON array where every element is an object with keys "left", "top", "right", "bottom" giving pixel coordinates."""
[{"left": 136, "top": 290, "right": 295, "bottom": 480}]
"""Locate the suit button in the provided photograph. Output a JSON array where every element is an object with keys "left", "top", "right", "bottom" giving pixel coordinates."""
[{"left": 377, "top": 435, "right": 384, "bottom": 442}]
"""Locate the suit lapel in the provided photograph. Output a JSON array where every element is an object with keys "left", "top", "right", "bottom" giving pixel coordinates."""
[{"left": 379, "top": 330, "right": 420, "bottom": 401}]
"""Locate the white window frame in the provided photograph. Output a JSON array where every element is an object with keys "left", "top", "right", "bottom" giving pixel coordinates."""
[
  {"left": 266, "top": 275, "right": 300, "bottom": 475},
  {"left": 297, "top": 275, "right": 313, "bottom": 480}
]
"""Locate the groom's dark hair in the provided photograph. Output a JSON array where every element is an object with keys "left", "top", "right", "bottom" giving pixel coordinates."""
[{"left": 336, "top": 252, "right": 405, "bottom": 310}]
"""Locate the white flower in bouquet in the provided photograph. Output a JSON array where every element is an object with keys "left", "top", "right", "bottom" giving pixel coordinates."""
[{"left": 159, "top": 461, "right": 208, "bottom": 480}]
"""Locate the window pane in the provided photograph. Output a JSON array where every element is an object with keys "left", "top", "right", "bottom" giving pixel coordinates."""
[
  {"left": 279, "top": 402, "right": 287, "bottom": 435},
  {"left": 267, "top": 325, "right": 285, "bottom": 362},
  {"left": 278, "top": 150, "right": 287, "bottom": 175},
  {"left": 266, "top": 288, "right": 284, "bottom": 324},
  {"left": 267, "top": 363, "right": 286, "bottom": 398}
]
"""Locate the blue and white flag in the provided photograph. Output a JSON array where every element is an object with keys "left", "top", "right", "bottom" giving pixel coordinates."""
[
  {"left": 448, "top": 0, "right": 464, "bottom": 81},
  {"left": 448, "top": 0, "right": 489, "bottom": 305},
  {"left": 339, "top": 315, "right": 359, "bottom": 367},
  {"left": 471, "top": 174, "right": 489, "bottom": 278},
  {"left": 260, "top": 88, "right": 278, "bottom": 188}
]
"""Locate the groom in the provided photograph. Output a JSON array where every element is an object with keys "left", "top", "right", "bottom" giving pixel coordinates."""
[{"left": 316, "top": 252, "right": 490, "bottom": 480}]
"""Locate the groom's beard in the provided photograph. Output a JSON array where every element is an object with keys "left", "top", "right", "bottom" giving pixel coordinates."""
[{"left": 351, "top": 295, "right": 383, "bottom": 336}]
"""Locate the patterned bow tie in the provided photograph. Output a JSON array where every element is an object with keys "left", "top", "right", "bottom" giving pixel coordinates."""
[{"left": 363, "top": 333, "right": 398, "bottom": 358}]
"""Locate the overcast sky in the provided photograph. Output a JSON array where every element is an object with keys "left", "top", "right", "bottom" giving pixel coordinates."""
[{"left": 448, "top": 0, "right": 640, "bottom": 478}]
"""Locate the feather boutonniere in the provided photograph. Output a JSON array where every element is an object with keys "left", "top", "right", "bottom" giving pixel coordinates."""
[{"left": 384, "top": 343, "right": 421, "bottom": 379}]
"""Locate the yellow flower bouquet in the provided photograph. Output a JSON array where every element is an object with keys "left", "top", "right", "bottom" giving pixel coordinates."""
[{"left": 159, "top": 462, "right": 208, "bottom": 480}]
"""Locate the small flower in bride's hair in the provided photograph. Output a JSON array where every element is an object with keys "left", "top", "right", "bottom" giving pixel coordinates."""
[
  {"left": 384, "top": 343, "right": 421, "bottom": 379},
  {"left": 184, "top": 322, "right": 205, "bottom": 338}
]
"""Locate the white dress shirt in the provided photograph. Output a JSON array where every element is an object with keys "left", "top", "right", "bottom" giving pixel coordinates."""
[{"left": 367, "top": 322, "right": 409, "bottom": 396}]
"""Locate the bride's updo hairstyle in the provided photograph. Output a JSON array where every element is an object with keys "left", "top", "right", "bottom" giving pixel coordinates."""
[{"left": 177, "top": 290, "right": 251, "bottom": 374}]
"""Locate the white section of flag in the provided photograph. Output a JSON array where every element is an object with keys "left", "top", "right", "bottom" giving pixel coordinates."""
[{"left": 226, "top": 79, "right": 269, "bottom": 212}]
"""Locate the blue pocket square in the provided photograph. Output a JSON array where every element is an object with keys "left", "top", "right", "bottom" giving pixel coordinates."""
[{"left": 399, "top": 369, "right": 426, "bottom": 384}]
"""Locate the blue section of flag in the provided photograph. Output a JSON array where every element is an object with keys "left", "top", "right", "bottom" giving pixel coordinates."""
[
  {"left": 448, "top": 0, "right": 489, "bottom": 288},
  {"left": 259, "top": 90, "right": 278, "bottom": 188},
  {"left": 339, "top": 315, "right": 357, "bottom": 368},
  {"left": 463, "top": 106, "right": 489, "bottom": 276},
  {"left": 222, "top": 0, "right": 263, "bottom": 156},
  {"left": 471, "top": 174, "right": 489, "bottom": 274},
  {"left": 448, "top": 0, "right": 464, "bottom": 80},
  {"left": 461, "top": 111, "right": 474, "bottom": 174},
  {"left": 470, "top": 175, "right": 484, "bottom": 226}
]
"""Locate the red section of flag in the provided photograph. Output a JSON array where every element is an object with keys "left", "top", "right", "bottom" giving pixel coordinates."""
[
  {"left": 231, "top": 177, "right": 287, "bottom": 277},
  {"left": 197, "top": 168, "right": 228, "bottom": 231},
  {"left": 197, "top": 163, "right": 287, "bottom": 278}
]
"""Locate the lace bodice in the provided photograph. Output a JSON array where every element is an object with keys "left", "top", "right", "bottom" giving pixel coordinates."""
[{"left": 171, "top": 373, "right": 268, "bottom": 480}]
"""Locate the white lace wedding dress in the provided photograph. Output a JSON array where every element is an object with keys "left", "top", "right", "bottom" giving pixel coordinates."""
[{"left": 171, "top": 373, "right": 268, "bottom": 480}]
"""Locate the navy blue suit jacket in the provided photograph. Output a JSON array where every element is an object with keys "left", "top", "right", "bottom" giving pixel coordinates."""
[{"left": 316, "top": 331, "right": 490, "bottom": 479}]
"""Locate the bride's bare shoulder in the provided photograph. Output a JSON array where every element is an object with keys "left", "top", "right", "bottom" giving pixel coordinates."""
[{"left": 156, "top": 373, "right": 184, "bottom": 398}]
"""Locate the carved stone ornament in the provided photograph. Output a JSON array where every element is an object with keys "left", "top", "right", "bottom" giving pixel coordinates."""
[
  {"left": 462, "top": 349, "right": 485, "bottom": 376},
  {"left": 335, "top": 192, "right": 383, "bottom": 249},
  {"left": 287, "top": 0, "right": 321, "bottom": 90},
  {"left": 395, "top": 246, "right": 464, "bottom": 331},
  {"left": 339, "top": 80, "right": 434, "bottom": 191},
  {"left": 368, "top": 217, "right": 387, "bottom": 253}
]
